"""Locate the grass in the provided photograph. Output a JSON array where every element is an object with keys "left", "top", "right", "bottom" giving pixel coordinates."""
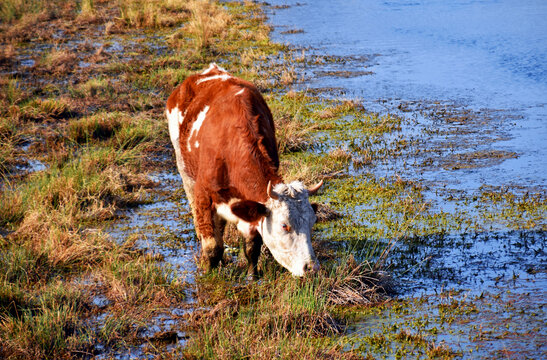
[
  {"left": 185, "top": 0, "right": 232, "bottom": 51},
  {"left": 118, "top": 0, "right": 189, "bottom": 29},
  {"left": 17, "top": 97, "right": 72, "bottom": 121},
  {"left": 38, "top": 48, "right": 78, "bottom": 76},
  {"left": 0, "top": 136, "right": 183, "bottom": 358},
  {"left": 182, "top": 255, "right": 383, "bottom": 359},
  {"left": 0, "top": 0, "right": 46, "bottom": 23}
]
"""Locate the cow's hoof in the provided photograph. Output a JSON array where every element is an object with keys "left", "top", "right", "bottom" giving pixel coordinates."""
[
  {"left": 199, "top": 255, "right": 221, "bottom": 271},
  {"left": 246, "top": 266, "right": 260, "bottom": 280},
  {"left": 200, "top": 238, "right": 223, "bottom": 271},
  {"left": 246, "top": 272, "right": 259, "bottom": 281}
]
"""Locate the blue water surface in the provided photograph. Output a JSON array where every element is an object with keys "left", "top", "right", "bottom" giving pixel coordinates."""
[{"left": 267, "top": 0, "right": 547, "bottom": 188}]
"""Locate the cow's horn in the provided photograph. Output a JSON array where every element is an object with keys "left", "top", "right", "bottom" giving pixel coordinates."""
[
  {"left": 308, "top": 180, "right": 323, "bottom": 195},
  {"left": 267, "top": 181, "right": 279, "bottom": 200}
]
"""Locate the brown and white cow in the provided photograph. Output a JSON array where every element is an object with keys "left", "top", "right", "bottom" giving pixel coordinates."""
[{"left": 166, "top": 63, "right": 321, "bottom": 277}]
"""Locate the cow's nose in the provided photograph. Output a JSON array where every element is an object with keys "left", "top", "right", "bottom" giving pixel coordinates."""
[{"left": 303, "top": 261, "right": 319, "bottom": 274}]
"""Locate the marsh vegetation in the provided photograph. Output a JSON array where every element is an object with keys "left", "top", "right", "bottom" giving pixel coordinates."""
[{"left": 1, "top": 0, "right": 545, "bottom": 359}]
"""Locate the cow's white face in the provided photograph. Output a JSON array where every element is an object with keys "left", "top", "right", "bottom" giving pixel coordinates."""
[
  {"left": 230, "top": 181, "right": 322, "bottom": 276},
  {"left": 261, "top": 182, "right": 320, "bottom": 276}
]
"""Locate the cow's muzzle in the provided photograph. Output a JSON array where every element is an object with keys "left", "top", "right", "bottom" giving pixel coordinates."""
[{"left": 303, "top": 260, "right": 320, "bottom": 275}]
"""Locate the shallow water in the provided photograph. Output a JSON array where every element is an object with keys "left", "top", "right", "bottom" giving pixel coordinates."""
[
  {"left": 268, "top": 0, "right": 547, "bottom": 190},
  {"left": 267, "top": 0, "right": 546, "bottom": 357},
  {"left": 107, "top": 171, "right": 198, "bottom": 285},
  {"left": 103, "top": 171, "right": 196, "bottom": 358}
]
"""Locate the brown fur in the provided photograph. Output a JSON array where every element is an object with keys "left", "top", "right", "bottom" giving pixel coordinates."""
[{"left": 166, "top": 65, "right": 283, "bottom": 273}]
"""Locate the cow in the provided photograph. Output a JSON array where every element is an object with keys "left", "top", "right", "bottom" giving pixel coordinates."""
[{"left": 166, "top": 63, "right": 322, "bottom": 277}]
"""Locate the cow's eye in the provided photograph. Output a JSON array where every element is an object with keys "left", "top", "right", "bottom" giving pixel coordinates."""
[{"left": 282, "top": 223, "right": 291, "bottom": 232}]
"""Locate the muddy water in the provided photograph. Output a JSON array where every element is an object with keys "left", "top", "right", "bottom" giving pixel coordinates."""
[{"left": 267, "top": 0, "right": 546, "bottom": 357}]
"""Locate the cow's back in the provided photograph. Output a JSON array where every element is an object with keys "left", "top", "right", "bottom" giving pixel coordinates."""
[{"left": 166, "top": 64, "right": 281, "bottom": 204}]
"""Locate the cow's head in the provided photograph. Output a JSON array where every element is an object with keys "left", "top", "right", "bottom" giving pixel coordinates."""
[{"left": 230, "top": 180, "right": 323, "bottom": 276}]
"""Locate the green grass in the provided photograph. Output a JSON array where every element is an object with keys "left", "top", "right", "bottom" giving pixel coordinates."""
[
  {"left": 0, "top": 240, "right": 91, "bottom": 358},
  {"left": 0, "top": 0, "right": 46, "bottom": 23},
  {"left": 183, "top": 257, "right": 377, "bottom": 359},
  {"left": 17, "top": 97, "right": 72, "bottom": 121},
  {"left": 72, "top": 77, "right": 114, "bottom": 98},
  {"left": 117, "top": 0, "right": 189, "bottom": 29}
]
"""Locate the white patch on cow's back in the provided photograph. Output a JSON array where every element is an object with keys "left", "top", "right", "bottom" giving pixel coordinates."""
[
  {"left": 166, "top": 107, "right": 182, "bottom": 149},
  {"left": 234, "top": 88, "right": 245, "bottom": 96},
  {"left": 187, "top": 105, "right": 210, "bottom": 152},
  {"left": 196, "top": 73, "right": 232, "bottom": 84},
  {"left": 201, "top": 63, "right": 228, "bottom": 75},
  {"left": 201, "top": 63, "right": 215, "bottom": 75}
]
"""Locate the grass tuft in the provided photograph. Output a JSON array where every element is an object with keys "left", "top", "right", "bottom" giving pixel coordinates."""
[
  {"left": 17, "top": 97, "right": 72, "bottom": 121},
  {"left": 0, "top": 0, "right": 44, "bottom": 23},
  {"left": 68, "top": 112, "right": 127, "bottom": 143},
  {"left": 327, "top": 256, "right": 392, "bottom": 305},
  {"left": 180, "top": 0, "right": 232, "bottom": 51},
  {"left": 118, "top": 0, "right": 189, "bottom": 29},
  {"left": 38, "top": 48, "right": 78, "bottom": 75}
]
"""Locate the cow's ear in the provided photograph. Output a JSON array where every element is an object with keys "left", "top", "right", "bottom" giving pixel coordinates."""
[
  {"left": 231, "top": 200, "right": 269, "bottom": 223},
  {"left": 311, "top": 202, "right": 319, "bottom": 214}
]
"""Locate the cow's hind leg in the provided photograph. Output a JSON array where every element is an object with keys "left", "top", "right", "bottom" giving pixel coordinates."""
[
  {"left": 244, "top": 233, "right": 263, "bottom": 278},
  {"left": 200, "top": 216, "right": 225, "bottom": 271}
]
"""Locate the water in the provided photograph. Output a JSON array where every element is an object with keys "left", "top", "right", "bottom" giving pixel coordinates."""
[
  {"left": 266, "top": 1, "right": 547, "bottom": 357},
  {"left": 267, "top": 0, "right": 547, "bottom": 189},
  {"left": 107, "top": 171, "right": 198, "bottom": 284},
  {"left": 102, "top": 171, "right": 196, "bottom": 358}
]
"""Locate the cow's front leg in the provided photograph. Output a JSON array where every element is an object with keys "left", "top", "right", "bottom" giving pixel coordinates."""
[
  {"left": 194, "top": 192, "right": 224, "bottom": 271},
  {"left": 244, "top": 233, "right": 263, "bottom": 278}
]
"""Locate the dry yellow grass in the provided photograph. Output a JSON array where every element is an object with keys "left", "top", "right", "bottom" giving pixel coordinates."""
[
  {"left": 39, "top": 48, "right": 78, "bottom": 75},
  {"left": 279, "top": 65, "right": 297, "bottom": 86},
  {"left": 184, "top": 0, "right": 232, "bottom": 50},
  {"left": 118, "top": 0, "right": 190, "bottom": 28},
  {"left": 0, "top": 44, "right": 16, "bottom": 64},
  {"left": 276, "top": 114, "right": 318, "bottom": 155},
  {"left": 240, "top": 48, "right": 265, "bottom": 67}
]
